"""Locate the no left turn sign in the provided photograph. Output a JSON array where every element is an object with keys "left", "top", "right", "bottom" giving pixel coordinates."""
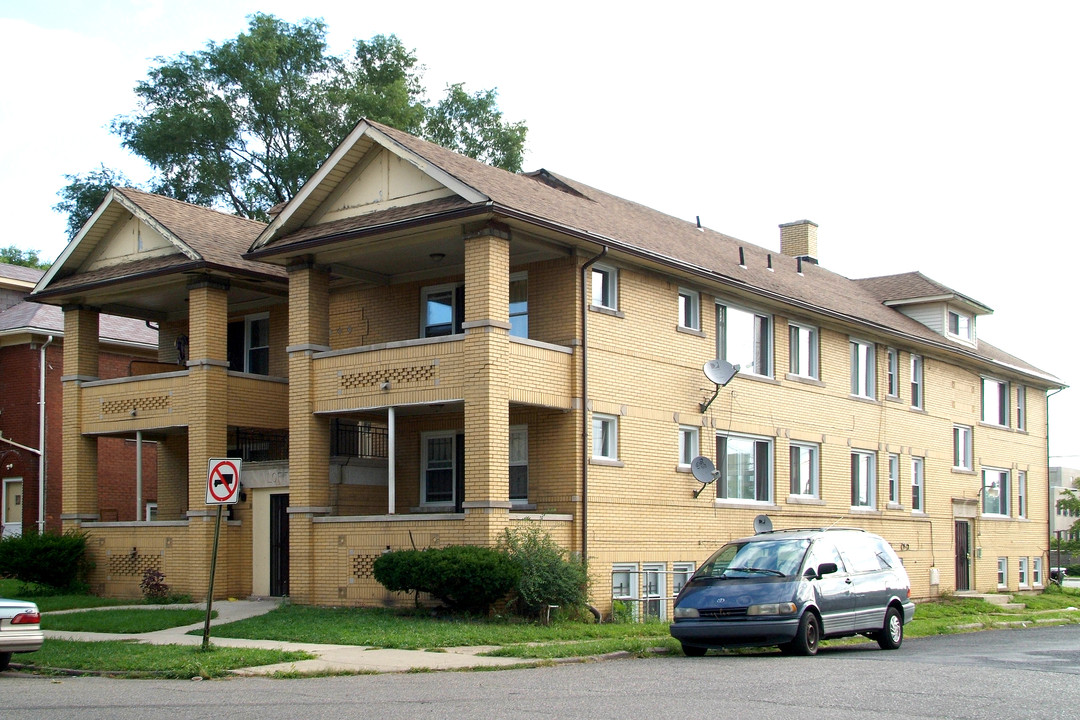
[{"left": 206, "top": 458, "right": 243, "bottom": 505}]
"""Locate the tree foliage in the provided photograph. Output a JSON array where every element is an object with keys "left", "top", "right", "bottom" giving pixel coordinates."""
[
  {"left": 52, "top": 165, "right": 133, "bottom": 241},
  {"left": 0, "top": 245, "right": 51, "bottom": 270},
  {"left": 56, "top": 13, "right": 527, "bottom": 235}
]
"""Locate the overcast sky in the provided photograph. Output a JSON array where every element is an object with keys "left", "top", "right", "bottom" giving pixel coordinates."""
[{"left": 1, "top": 0, "right": 1077, "bottom": 463}]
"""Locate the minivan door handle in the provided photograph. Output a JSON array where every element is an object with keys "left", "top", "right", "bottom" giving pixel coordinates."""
[{"left": 844, "top": 578, "right": 853, "bottom": 584}]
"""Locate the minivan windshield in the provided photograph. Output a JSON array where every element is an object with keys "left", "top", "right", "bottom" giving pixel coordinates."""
[{"left": 696, "top": 538, "right": 810, "bottom": 579}]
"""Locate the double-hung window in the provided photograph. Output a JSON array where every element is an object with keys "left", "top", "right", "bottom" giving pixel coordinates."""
[
  {"left": 592, "top": 264, "right": 618, "bottom": 310},
  {"left": 788, "top": 323, "right": 819, "bottom": 379},
  {"left": 850, "top": 339, "right": 876, "bottom": 399},
  {"left": 910, "top": 355, "right": 924, "bottom": 409},
  {"left": 717, "top": 434, "right": 772, "bottom": 503},
  {"left": 422, "top": 433, "right": 457, "bottom": 505},
  {"left": 1016, "top": 385, "right": 1027, "bottom": 430},
  {"left": 1033, "top": 557, "right": 1043, "bottom": 586},
  {"left": 227, "top": 312, "right": 270, "bottom": 375},
  {"left": 953, "top": 425, "right": 973, "bottom": 470},
  {"left": 717, "top": 303, "right": 771, "bottom": 377},
  {"left": 997, "top": 557, "right": 1008, "bottom": 587},
  {"left": 1019, "top": 557, "right": 1029, "bottom": 587},
  {"left": 888, "top": 453, "right": 900, "bottom": 504},
  {"left": 592, "top": 414, "right": 618, "bottom": 460},
  {"left": 789, "top": 442, "right": 819, "bottom": 497},
  {"left": 509, "top": 426, "right": 528, "bottom": 502},
  {"left": 911, "top": 457, "right": 925, "bottom": 512},
  {"left": 422, "top": 283, "right": 465, "bottom": 337},
  {"left": 678, "top": 289, "right": 700, "bottom": 331},
  {"left": 948, "top": 310, "right": 973, "bottom": 341},
  {"left": 1017, "top": 470, "right": 1027, "bottom": 518},
  {"left": 678, "top": 426, "right": 699, "bottom": 468},
  {"left": 509, "top": 273, "right": 528, "bottom": 338},
  {"left": 851, "top": 450, "right": 877, "bottom": 508},
  {"left": 982, "top": 377, "right": 1009, "bottom": 426},
  {"left": 982, "top": 468, "right": 1010, "bottom": 516},
  {"left": 886, "top": 348, "right": 899, "bottom": 397}
]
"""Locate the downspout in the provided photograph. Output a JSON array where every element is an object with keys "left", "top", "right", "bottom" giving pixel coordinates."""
[
  {"left": 38, "top": 335, "right": 54, "bottom": 534},
  {"left": 1047, "top": 387, "right": 1062, "bottom": 579},
  {"left": 580, "top": 247, "right": 608, "bottom": 566}
]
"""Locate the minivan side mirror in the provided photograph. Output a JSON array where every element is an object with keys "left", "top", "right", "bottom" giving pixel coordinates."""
[{"left": 817, "top": 562, "right": 838, "bottom": 577}]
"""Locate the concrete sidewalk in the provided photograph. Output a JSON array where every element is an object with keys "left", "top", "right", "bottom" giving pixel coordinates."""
[{"left": 43, "top": 598, "right": 537, "bottom": 675}]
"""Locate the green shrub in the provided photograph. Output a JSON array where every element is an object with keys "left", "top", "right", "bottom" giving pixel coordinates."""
[
  {"left": 374, "top": 545, "right": 521, "bottom": 615},
  {"left": 0, "top": 530, "right": 91, "bottom": 590},
  {"left": 498, "top": 522, "right": 589, "bottom": 618}
]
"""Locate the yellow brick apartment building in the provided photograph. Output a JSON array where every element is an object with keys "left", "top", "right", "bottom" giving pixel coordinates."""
[{"left": 31, "top": 120, "right": 1062, "bottom": 614}]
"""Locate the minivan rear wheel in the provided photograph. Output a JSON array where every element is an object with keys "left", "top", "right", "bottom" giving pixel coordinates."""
[
  {"left": 785, "top": 611, "right": 820, "bottom": 656},
  {"left": 877, "top": 607, "right": 903, "bottom": 650}
]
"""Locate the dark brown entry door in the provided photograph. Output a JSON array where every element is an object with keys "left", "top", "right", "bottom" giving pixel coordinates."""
[
  {"left": 955, "top": 520, "right": 971, "bottom": 591},
  {"left": 270, "top": 494, "right": 290, "bottom": 597}
]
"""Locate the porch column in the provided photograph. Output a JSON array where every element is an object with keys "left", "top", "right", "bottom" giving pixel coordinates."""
[
  {"left": 461, "top": 224, "right": 512, "bottom": 541},
  {"left": 286, "top": 258, "right": 331, "bottom": 603},
  {"left": 184, "top": 276, "right": 231, "bottom": 599},
  {"left": 60, "top": 305, "right": 99, "bottom": 530}
]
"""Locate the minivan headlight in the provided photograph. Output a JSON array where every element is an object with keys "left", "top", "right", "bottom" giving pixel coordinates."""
[
  {"left": 674, "top": 607, "right": 700, "bottom": 619},
  {"left": 746, "top": 602, "right": 797, "bottom": 616}
]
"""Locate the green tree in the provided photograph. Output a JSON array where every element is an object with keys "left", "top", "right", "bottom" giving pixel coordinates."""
[
  {"left": 0, "top": 245, "right": 51, "bottom": 270},
  {"left": 52, "top": 165, "right": 133, "bottom": 240},
  {"left": 56, "top": 13, "right": 527, "bottom": 234}
]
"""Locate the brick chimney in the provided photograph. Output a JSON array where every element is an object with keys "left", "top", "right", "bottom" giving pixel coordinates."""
[{"left": 779, "top": 220, "right": 818, "bottom": 264}]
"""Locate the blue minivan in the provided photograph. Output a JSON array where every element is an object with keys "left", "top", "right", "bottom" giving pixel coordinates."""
[{"left": 670, "top": 528, "right": 915, "bottom": 656}]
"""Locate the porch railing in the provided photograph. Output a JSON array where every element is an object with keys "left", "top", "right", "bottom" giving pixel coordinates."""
[
  {"left": 234, "top": 428, "right": 289, "bottom": 462},
  {"left": 331, "top": 420, "right": 388, "bottom": 459}
]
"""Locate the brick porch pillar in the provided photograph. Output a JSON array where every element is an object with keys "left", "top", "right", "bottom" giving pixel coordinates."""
[
  {"left": 60, "top": 306, "right": 100, "bottom": 530},
  {"left": 461, "top": 224, "right": 512, "bottom": 543},
  {"left": 286, "top": 258, "right": 331, "bottom": 603}
]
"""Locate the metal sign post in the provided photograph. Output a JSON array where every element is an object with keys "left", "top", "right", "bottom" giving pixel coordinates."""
[{"left": 202, "top": 458, "right": 242, "bottom": 650}]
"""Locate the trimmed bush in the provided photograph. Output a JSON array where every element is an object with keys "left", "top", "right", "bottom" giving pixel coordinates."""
[
  {"left": 0, "top": 530, "right": 91, "bottom": 590},
  {"left": 374, "top": 545, "right": 520, "bottom": 615},
  {"left": 498, "top": 522, "right": 589, "bottom": 618}
]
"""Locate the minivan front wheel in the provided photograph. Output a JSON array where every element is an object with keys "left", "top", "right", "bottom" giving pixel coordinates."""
[
  {"left": 785, "top": 611, "right": 820, "bottom": 656},
  {"left": 681, "top": 643, "right": 708, "bottom": 657},
  {"left": 877, "top": 607, "right": 903, "bottom": 650}
]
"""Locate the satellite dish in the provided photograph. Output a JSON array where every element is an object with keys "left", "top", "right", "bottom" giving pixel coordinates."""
[
  {"left": 691, "top": 456, "right": 720, "bottom": 498},
  {"left": 703, "top": 359, "right": 739, "bottom": 386},
  {"left": 700, "top": 359, "right": 741, "bottom": 412},
  {"left": 754, "top": 514, "right": 773, "bottom": 534}
]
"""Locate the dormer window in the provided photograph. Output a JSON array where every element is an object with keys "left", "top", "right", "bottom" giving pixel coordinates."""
[{"left": 947, "top": 310, "right": 972, "bottom": 341}]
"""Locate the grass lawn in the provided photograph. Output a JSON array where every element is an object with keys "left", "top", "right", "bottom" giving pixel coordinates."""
[
  {"left": 14, "top": 639, "right": 313, "bottom": 679},
  {"left": 0, "top": 578, "right": 140, "bottom": 612},
  {"left": 43, "top": 608, "right": 214, "bottom": 633}
]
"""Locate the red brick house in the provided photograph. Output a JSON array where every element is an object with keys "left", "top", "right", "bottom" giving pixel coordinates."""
[{"left": 0, "top": 262, "right": 158, "bottom": 536}]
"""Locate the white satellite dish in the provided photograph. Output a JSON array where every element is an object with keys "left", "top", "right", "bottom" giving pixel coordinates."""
[
  {"left": 754, "top": 514, "right": 774, "bottom": 534},
  {"left": 700, "top": 359, "right": 740, "bottom": 412},
  {"left": 691, "top": 456, "right": 719, "bottom": 498}
]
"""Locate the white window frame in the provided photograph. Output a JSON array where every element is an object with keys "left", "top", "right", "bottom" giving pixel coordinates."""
[
  {"left": 678, "top": 288, "right": 700, "bottom": 331},
  {"left": 850, "top": 338, "right": 876, "bottom": 399},
  {"left": 997, "top": 557, "right": 1008, "bottom": 588},
  {"left": 509, "top": 425, "right": 528, "bottom": 503},
  {"left": 642, "top": 562, "right": 666, "bottom": 620},
  {"left": 788, "top": 322, "right": 819, "bottom": 379},
  {"left": 789, "top": 441, "right": 819, "bottom": 498},
  {"left": 888, "top": 453, "right": 900, "bottom": 504},
  {"left": 611, "top": 563, "right": 639, "bottom": 620},
  {"left": 421, "top": 282, "right": 464, "bottom": 338},
  {"left": 592, "top": 414, "right": 618, "bottom": 461},
  {"left": 717, "top": 302, "right": 772, "bottom": 378},
  {"left": 851, "top": 450, "right": 877, "bottom": 508},
  {"left": 1033, "top": 557, "right": 1043, "bottom": 586},
  {"left": 886, "top": 348, "right": 899, "bottom": 397},
  {"left": 1019, "top": 557, "right": 1029, "bottom": 587},
  {"left": 982, "top": 468, "right": 1010, "bottom": 517},
  {"left": 509, "top": 272, "right": 528, "bottom": 339},
  {"left": 678, "top": 425, "right": 699, "bottom": 469},
  {"left": 144, "top": 502, "right": 158, "bottom": 522},
  {"left": 981, "top": 376, "right": 1010, "bottom": 427},
  {"left": 591, "top": 264, "right": 618, "bottom": 310},
  {"left": 1017, "top": 470, "right": 1027, "bottom": 519},
  {"left": 716, "top": 432, "right": 773, "bottom": 503},
  {"left": 953, "top": 425, "right": 973, "bottom": 470},
  {"left": 911, "top": 456, "right": 925, "bottom": 512},
  {"left": 421, "top": 431, "right": 458, "bottom": 507},
  {"left": 1016, "top": 385, "right": 1027, "bottom": 431},
  {"left": 672, "top": 562, "right": 696, "bottom": 596},
  {"left": 910, "top": 354, "right": 924, "bottom": 409},
  {"left": 948, "top": 309, "right": 973, "bottom": 341}
]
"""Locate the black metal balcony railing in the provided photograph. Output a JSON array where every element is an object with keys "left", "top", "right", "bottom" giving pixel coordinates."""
[
  {"left": 332, "top": 420, "right": 389, "bottom": 459},
  {"left": 233, "top": 428, "right": 289, "bottom": 462}
]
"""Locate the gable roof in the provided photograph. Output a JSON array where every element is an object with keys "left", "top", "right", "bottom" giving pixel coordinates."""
[
  {"left": 247, "top": 119, "right": 1061, "bottom": 388},
  {"left": 33, "top": 188, "right": 282, "bottom": 300}
]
